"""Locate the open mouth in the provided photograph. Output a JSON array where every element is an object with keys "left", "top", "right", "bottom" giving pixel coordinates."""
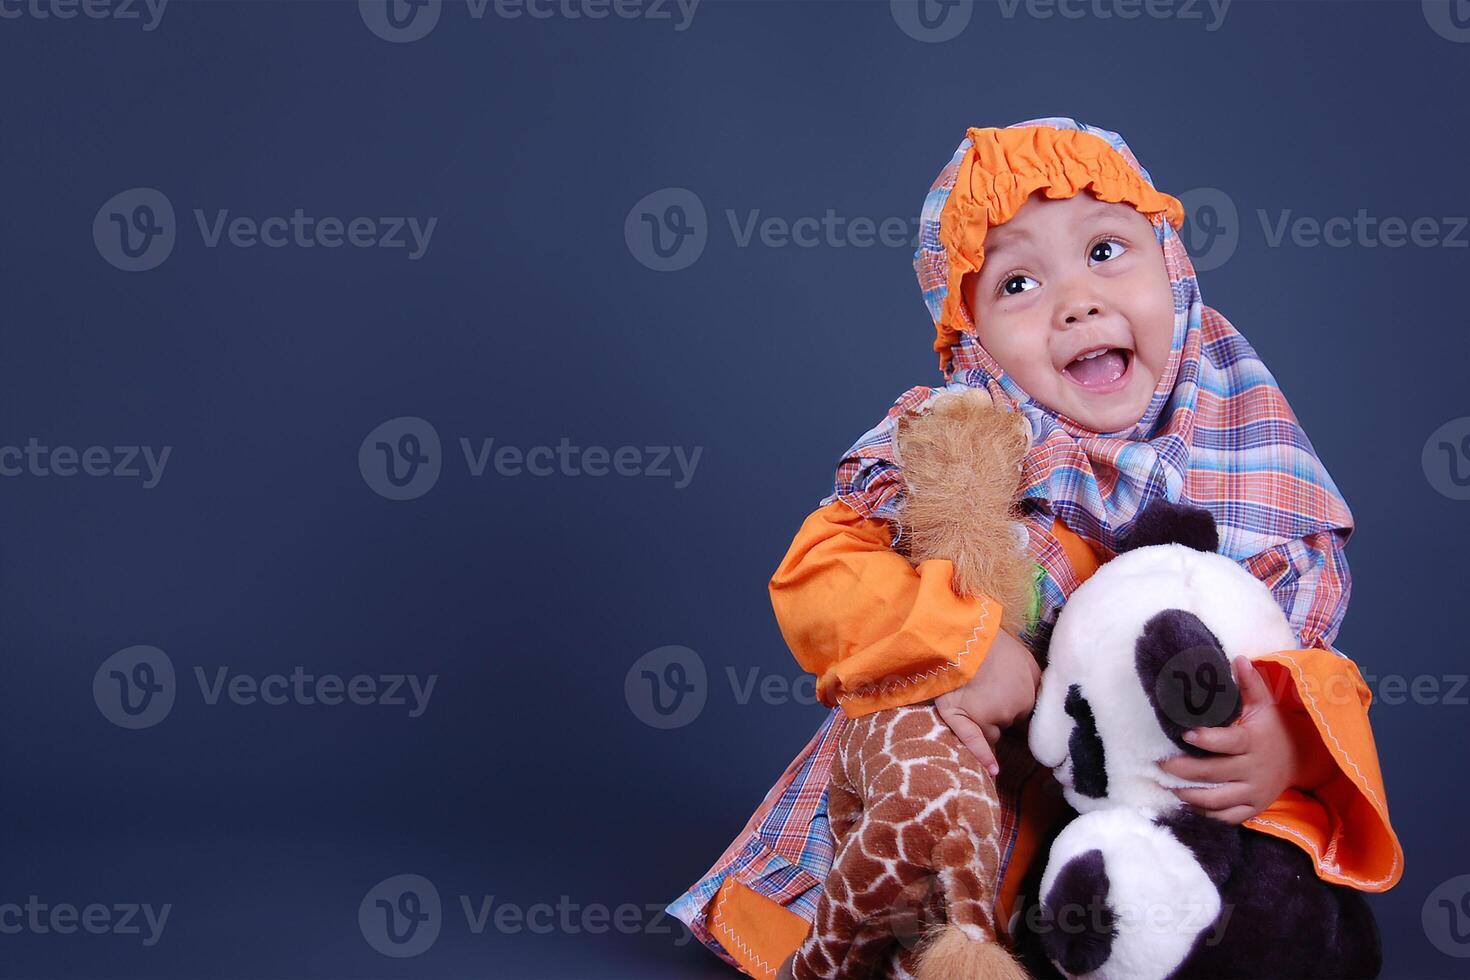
[{"left": 1061, "top": 347, "right": 1132, "bottom": 394}]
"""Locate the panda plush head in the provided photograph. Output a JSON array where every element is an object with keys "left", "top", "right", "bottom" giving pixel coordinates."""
[{"left": 1028, "top": 499, "right": 1300, "bottom": 816}]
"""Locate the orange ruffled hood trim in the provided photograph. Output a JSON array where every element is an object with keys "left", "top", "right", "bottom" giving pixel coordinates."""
[{"left": 931, "top": 125, "right": 1186, "bottom": 375}]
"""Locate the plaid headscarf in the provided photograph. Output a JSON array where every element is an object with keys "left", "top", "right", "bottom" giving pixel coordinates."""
[{"left": 823, "top": 117, "right": 1357, "bottom": 654}]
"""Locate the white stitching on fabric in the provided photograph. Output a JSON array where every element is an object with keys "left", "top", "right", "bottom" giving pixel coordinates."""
[
  {"left": 1274, "top": 655, "right": 1387, "bottom": 813},
  {"left": 1324, "top": 824, "right": 1343, "bottom": 866},
  {"left": 711, "top": 878, "right": 778, "bottom": 979},
  {"left": 1251, "top": 653, "right": 1400, "bottom": 888},
  {"left": 1249, "top": 816, "right": 1334, "bottom": 872},
  {"left": 835, "top": 601, "right": 993, "bottom": 707}
]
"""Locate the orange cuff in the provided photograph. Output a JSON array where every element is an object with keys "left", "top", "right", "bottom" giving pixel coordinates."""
[
  {"left": 1244, "top": 649, "right": 1404, "bottom": 892},
  {"left": 822, "top": 571, "right": 1002, "bottom": 716},
  {"left": 769, "top": 500, "right": 1004, "bottom": 718}
]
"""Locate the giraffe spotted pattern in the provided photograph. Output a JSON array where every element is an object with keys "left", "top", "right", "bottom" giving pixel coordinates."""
[{"left": 782, "top": 704, "right": 1010, "bottom": 979}]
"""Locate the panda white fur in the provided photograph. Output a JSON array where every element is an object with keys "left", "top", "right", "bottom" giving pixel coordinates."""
[
  {"left": 1029, "top": 526, "right": 1298, "bottom": 817},
  {"left": 1013, "top": 498, "right": 1382, "bottom": 980}
]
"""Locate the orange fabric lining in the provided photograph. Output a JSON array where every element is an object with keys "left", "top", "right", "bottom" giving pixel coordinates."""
[{"left": 1050, "top": 515, "right": 1102, "bottom": 580}]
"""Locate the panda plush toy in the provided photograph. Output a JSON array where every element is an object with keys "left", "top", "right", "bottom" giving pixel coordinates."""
[{"left": 1012, "top": 497, "right": 1383, "bottom": 980}]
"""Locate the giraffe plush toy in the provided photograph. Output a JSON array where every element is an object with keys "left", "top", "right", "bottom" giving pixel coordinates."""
[{"left": 776, "top": 387, "right": 1040, "bottom": 980}]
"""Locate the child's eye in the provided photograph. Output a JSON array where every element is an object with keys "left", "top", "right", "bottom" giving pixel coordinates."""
[
  {"left": 1089, "top": 238, "right": 1128, "bottom": 264},
  {"left": 999, "top": 274, "right": 1039, "bottom": 297}
]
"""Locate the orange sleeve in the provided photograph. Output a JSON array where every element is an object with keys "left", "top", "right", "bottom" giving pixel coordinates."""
[
  {"left": 769, "top": 498, "right": 1004, "bottom": 718},
  {"left": 1245, "top": 647, "right": 1404, "bottom": 892}
]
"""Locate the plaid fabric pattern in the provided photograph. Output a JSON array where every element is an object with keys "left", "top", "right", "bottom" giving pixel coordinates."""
[
  {"left": 665, "top": 707, "right": 844, "bottom": 969},
  {"left": 666, "top": 706, "right": 1038, "bottom": 973},
  {"left": 667, "top": 117, "right": 1358, "bottom": 974}
]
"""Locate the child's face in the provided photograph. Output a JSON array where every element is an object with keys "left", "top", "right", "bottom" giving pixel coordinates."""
[{"left": 963, "top": 191, "right": 1174, "bottom": 434}]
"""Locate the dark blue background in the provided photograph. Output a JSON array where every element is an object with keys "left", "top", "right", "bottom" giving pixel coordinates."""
[{"left": 2, "top": 0, "right": 1466, "bottom": 976}]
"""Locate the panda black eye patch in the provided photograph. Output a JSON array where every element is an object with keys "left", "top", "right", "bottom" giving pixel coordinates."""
[
  {"left": 1134, "top": 609, "right": 1242, "bottom": 754},
  {"left": 1064, "top": 683, "right": 1108, "bottom": 798}
]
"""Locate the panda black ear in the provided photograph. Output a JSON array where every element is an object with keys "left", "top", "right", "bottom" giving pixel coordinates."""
[{"left": 1119, "top": 498, "right": 1218, "bottom": 554}]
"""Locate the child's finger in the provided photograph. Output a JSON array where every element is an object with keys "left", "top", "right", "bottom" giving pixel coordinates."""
[
  {"left": 939, "top": 707, "right": 1000, "bottom": 778},
  {"left": 1172, "top": 782, "right": 1251, "bottom": 812},
  {"left": 1234, "top": 656, "right": 1277, "bottom": 708},
  {"left": 1159, "top": 751, "right": 1248, "bottom": 784},
  {"left": 1182, "top": 724, "right": 1250, "bottom": 755},
  {"left": 1197, "top": 804, "right": 1256, "bottom": 825}
]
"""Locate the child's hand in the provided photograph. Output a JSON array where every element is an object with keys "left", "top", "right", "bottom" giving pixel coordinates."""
[
  {"left": 1158, "top": 656, "right": 1337, "bottom": 824},
  {"left": 935, "top": 628, "right": 1040, "bottom": 778}
]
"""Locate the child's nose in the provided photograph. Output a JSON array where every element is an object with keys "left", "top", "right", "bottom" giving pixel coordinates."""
[
  {"left": 1063, "top": 303, "right": 1103, "bottom": 325},
  {"left": 1052, "top": 276, "right": 1110, "bottom": 329}
]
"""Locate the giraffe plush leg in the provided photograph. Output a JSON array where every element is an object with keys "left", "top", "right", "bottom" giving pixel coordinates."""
[
  {"left": 784, "top": 714, "right": 929, "bottom": 978},
  {"left": 784, "top": 705, "right": 1028, "bottom": 979}
]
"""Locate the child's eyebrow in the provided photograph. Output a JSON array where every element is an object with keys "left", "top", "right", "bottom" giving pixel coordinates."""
[
  {"left": 1078, "top": 204, "right": 1138, "bottom": 230},
  {"left": 984, "top": 225, "right": 1033, "bottom": 260}
]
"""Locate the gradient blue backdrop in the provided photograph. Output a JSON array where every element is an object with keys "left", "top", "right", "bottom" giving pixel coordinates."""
[{"left": 2, "top": 1, "right": 1466, "bottom": 976}]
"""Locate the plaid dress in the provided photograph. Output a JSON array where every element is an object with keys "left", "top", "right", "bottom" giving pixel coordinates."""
[{"left": 667, "top": 117, "right": 1359, "bottom": 976}]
